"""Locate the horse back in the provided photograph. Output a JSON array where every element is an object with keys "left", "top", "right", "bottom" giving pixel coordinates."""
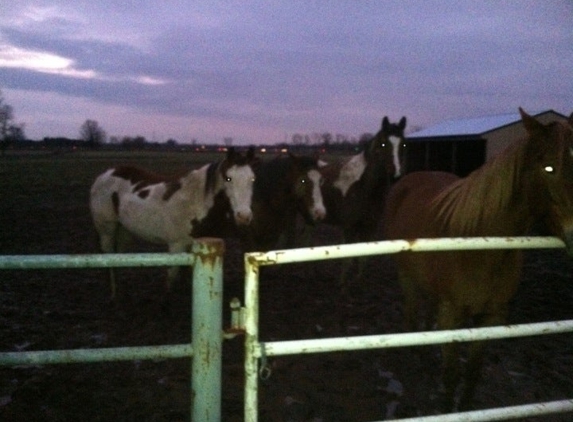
[{"left": 383, "top": 171, "right": 459, "bottom": 240}]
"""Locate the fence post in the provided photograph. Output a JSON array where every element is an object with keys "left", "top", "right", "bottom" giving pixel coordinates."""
[{"left": 191, "top": 238, "right": 225, "bottom": 422}]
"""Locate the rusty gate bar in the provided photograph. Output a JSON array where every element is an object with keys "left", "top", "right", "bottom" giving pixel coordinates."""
[
  {"left": 191, "top": 237, "right": 225, "bottom": 422},
  {"left": 243, "top": 236, "right": 572, "bottom": 422},
  {"left": 375, "top": 399, "right": 573, "bottom": 422},
  {"left": 257, "top": 319, "right": 573, "bottom": 357},
  {"left": 0, "top": 238, "right": 225, "bottom": 422},
  {"left": 0, "top": 252, "right": 195, "bottom": 269},
  {"left": 0, "top": 344, "right": 193, "bottom": 365}
]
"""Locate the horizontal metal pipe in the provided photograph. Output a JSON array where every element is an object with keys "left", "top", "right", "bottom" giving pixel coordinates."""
[
  {"left": 0, "top": 344, "right": 193, "bottom": 366},
  {"left": 246, "top": 236, "right": 564, "bottom": 266},
  {"left": 0, "top": 253, "right": 195, "bottom": 270},
  {"left": 371, "top": 399, "right": 573, "bottom": 422},
  {"left": 257, "top": 319, "right": 573, "bottom": 358}
]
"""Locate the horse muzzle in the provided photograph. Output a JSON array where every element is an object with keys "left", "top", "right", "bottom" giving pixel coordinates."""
[
  {"left": 234, "top": 210, "right": 253, "bottom": 226},
  {"left": 312, "top": 206, "right": 326, "bottom": 222}
]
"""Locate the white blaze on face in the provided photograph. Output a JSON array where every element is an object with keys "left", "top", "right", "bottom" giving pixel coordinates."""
[
  {"left": 224, "top": 164, "right": 255, "bottom": 225},
  {"left": 307, "top": 169, "right": 326, "bottom": 220},
  {"left": 389, "top": 135, "right": 403, "bottom": 178},
  {"left": 333, "top": 153, "right": 367, "bottom": 197}
]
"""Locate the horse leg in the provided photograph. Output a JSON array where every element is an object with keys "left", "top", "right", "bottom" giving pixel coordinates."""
[
  {"left": 436, "top": 300, "right": 465, "bottom": 412},
  {"left": 459, "top": 305, "right": 509, "bottom": 410},
  {"left": 166, "top": 242, "right": 188, "bottom": 292},
  {"left": 398, "top": 270, "right": 419, "bottom": 332}
]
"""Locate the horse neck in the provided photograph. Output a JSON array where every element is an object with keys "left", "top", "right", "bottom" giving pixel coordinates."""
[{"left": 434, "top": 141, "right": 532, "bottom": 236}]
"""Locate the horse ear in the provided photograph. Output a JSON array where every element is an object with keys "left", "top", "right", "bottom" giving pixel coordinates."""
[
  {"left": 399, "top": 116, "right": 407, "bottom": 130},
  {"left": 382, "top": 116, "right": 389, "bottom": 130},
  {"left": 519, "top": 107, "right": 544, "bottom": 134}
]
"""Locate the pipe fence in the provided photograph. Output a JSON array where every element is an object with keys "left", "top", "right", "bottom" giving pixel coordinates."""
[
  {"left": 0, "top": 238, "right": 224, "bottom": 422},
  {"left": 243, "top": 236, "right": 573, "bottom": 422}
]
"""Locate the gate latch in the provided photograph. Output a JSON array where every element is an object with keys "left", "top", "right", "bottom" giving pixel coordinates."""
[{"left": 223, "top": 297, "right": 245, "bottom": 339}]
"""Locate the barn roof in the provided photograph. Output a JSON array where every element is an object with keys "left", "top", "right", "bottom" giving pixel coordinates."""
[{"left": 408, "top": 109, "right": 560, "bottom": 139}]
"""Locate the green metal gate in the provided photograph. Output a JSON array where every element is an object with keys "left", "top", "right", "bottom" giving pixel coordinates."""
[{"left": 0, "top": 238, "right": 224, "bottom": 422}]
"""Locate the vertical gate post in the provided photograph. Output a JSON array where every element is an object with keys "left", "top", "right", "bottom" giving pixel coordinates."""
[
  {"left": 244, "top": 253, "right": 260, "bottom": 422},
  {"left": 191, "top": 238, "right": 225, "bottom": 422}
]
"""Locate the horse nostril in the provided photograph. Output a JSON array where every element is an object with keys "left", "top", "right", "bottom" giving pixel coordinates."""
[
  {"left": 315, "top": 209, "right": 326, "bottom": 221},
  {"left": 236, "top": 211, "right": 253, "bottom": 226}
]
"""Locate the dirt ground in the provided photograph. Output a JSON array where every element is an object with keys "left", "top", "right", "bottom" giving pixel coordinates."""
[{"left": 1, "top": 154, "right": 573, "bottom": 421}]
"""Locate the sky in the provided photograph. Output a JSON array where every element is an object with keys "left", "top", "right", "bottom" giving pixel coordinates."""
[{"left": 0, "top": 1, "right": 572, "bottom": 145}]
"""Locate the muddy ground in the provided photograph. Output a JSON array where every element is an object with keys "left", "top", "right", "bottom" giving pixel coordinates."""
[{"left": 0, "top": 153, "right": 572, "bottom": 421}]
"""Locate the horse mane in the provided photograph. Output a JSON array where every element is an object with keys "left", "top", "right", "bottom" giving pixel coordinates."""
[
  {"left": 432, "top": 139, "right": 527, "bottom": 235},
  {"left": 204, "top": 161, "right": 220, "bottom": 197}
]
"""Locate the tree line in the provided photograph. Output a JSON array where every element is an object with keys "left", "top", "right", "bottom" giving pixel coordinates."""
[{"left": 1, "top": 90, "right": 373, "bottom": 154}]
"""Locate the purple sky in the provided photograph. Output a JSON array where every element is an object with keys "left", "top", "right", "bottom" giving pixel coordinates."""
[{"left": 1, "top": 1, "right": 572, "bottom": 145}]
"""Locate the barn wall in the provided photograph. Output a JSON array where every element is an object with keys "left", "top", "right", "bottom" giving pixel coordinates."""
[{"left": 485, "top": 111, "right": 567, "bottom": 160}]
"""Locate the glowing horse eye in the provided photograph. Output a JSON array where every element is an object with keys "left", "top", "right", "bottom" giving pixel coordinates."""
[
  {"left": 301, "top": 178, "right": 307, "bottom": 184},
  {"left": 544, "top": 166, "right": 554, "bottom": 174},
  {"left": 225, "top": 176, "right": 232, "bottom": 182}
]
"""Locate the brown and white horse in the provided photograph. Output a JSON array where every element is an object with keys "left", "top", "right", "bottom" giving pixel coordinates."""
[
  {"left": 383, "top": 109, "right": 573, "bottom": 411},
  {"left": 191, "top": 153, "right": 326, "bottom": 251},
  {"left": 90, "top": 147, "right": 257, "bottom": 299},
  {"left": 315, "top": 116, "right": 407, "bottom": 285}
]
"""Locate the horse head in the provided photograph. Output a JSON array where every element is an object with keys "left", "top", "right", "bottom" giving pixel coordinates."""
[
  {"left": 366, "top": 116, "right": 407, "bottom": 180},
  {"left": 288, "top": 153, "right": 327, "bottom": 224},
  {"left": 219, "top": 147, "right": 257, "bottom": 226},
  {"left": 521, "top": 108, "right": 573, "bottom": 255}
]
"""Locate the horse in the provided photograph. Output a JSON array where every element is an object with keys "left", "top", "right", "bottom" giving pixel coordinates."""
[
  {"left": 382, "top": 108, "right": 573, "bottom": 411},
  {"left": 311, "top": 116, "right": 407, "bottom": 286},
  {"left": 246, "top": 153, "right": 326, "bottom": 251},
  {"left": 89, "top": 147, "right": 257, "bottom": 300},
  {"left": 192, "top": 152, "right": 326, "bottom": 251}
]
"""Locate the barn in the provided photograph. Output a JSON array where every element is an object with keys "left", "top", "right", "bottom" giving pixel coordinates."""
[{"left": 405, "top": 109, "right": 568, "bottom": 177}]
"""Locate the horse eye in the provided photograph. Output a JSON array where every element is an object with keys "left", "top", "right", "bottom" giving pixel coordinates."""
[
  {"left": 225, "top": 176, "right": 232, "bottom": 182},
  {"left": 381, "top": 142, "right": 387, "bottom": 148},
  {"left": 544, "top": 165, "right": 555, "bottom": 174},
  {"left": 301, "top": 178, "right": 307, "bottom": 184}
]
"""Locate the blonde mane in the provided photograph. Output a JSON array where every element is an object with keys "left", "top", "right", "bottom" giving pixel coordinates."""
[{"left": 431, "top": 139, "right": 527, "bottom": 235}]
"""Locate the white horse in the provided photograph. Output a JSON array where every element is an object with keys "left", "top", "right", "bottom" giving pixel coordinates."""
[{"left": 90, "top": 147, "right": 257, "bottom": 299}]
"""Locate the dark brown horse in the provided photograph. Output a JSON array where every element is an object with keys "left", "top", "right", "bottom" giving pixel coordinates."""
[
  {"left": 315, "top": 116, "right": 407, "bottom": 285},
  {"left": 193, "top": 153, "right": 326, "bottom": 251},
  {"left": 244, "top": 153, "right": 326, "bottom": 251},
  {"left": 383, "top": 109, "right": 573, "bottom": 411}
]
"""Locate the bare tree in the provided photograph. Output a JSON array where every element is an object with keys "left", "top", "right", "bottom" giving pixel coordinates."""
[
  {"left": 0, "top": 89, "right": 26, "bottom": 155},
  {"left": 80, "top": 119, "right": 106, "bottom": 149}
]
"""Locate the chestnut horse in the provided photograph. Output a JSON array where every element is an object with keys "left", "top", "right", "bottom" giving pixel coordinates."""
[
  {"left": 383, "top": 109, "right": 573, "bottom": 411},
  {"left": 90, "top": 147, "right": 257, "bottom": 299},
  {"left": 317, "top": 116, "right": 407, "bottom": 285}
]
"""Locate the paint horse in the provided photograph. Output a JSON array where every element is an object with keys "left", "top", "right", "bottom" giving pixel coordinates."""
[
  {"left": 192, "top": 152, "right": 326, "bottom": 251},
  {"left": 316, "top": 116, "right": 407, "bottom": 285},
  {"left": 246, "top": 153, "right": 326, "bottom": 251},
  {"left": 383, "top": 109, "right": 573, "bottom": 411},
  {"left": 90, "top": 147, "right": 257, "bottom": 299}
]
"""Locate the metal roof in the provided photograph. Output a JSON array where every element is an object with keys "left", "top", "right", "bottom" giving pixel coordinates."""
[{"left": 408, "top": 110, "right": 553, "bottom": 139}]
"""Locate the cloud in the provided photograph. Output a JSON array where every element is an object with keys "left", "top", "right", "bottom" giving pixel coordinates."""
[{"left": 0, "top": 1, "right": 572, "bottom": 144}]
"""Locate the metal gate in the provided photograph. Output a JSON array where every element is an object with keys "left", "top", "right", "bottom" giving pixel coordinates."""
[
  {"left": 242, "top": 237, "right": 573, "bottom": 421},
  {"left": 0, "top": 238, "right": 225, "bottom": 422}
]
